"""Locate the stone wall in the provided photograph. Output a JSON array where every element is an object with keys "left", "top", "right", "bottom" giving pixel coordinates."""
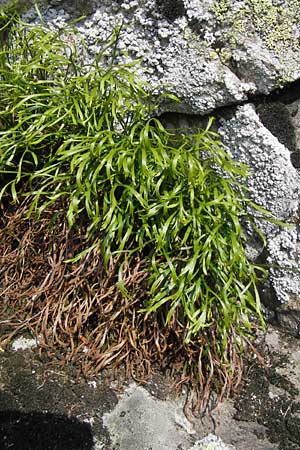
[{"left": 2, "top": 0, "right": 300, "bottom": 333}]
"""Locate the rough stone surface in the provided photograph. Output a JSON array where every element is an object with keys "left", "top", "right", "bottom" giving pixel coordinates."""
[
  {"left": 217, "top": 104, "right": 300, "bottom": 310},
  {"left": 1, "top": 0, "right": 300, "bottom": 115},
  {"left": 11, "top": 336, "right": 38, "bottom": 352},
  {"left": 102, "top": 383, "right": 194, "bottom": 450},
  {"left": 233, "top": 327, "right": 300, "bottom": 449},
  {"left": 2, "top": 326, "right": 300, "bottom": 449},
  {"left": 190, "top": 434, "right": 236, "bottom": 450},
  {"left": 218, "top": 104, "right": 299, "bottom": 225}
]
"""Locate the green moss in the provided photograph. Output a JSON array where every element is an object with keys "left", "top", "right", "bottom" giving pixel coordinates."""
[{"left": 212, "top": 0, "right": 300, "bottom": 52}]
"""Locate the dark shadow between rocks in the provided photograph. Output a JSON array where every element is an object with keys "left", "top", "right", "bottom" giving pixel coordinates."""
[
  {"left": 0, "top": 410, "right": 94, "bottom": 450},
  {"left": 256, "top": 101, "right": 297, "bottom": 153},
  {"left": 155, "top": 0, "right": 185, "bottom": 20}
]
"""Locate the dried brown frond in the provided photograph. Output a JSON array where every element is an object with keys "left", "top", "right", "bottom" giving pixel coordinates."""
[{"left": 0, "top": 199, "right": 247, "bottom": 415}]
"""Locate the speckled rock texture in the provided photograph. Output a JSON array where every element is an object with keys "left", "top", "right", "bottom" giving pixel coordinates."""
[
  {"left": 1, "top": 0, "right": 300, "bottom": 325},
  {"left": 190, "top": 435, "right": 236, "bottom": 450},
  {"left": 3, "top": 0, "right": 300, "bottom": 114},
  {"left": 218, "top": 104, "right": 300, "bottom": 310}
]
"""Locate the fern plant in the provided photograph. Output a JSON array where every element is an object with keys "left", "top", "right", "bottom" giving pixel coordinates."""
[{"left": 0, "top": 9, "right": 271, "bottom": 411}]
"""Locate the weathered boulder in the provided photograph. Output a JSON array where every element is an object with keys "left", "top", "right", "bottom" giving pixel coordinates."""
[
  {"left": 161, "top": 102, "right": 300, "bottom": 328},
  {"left": 218, "top": 104, "right": 300, "bottom": 315},
  {"left": 1, "top": 0, "right": 300, "bottom": 330},
  {"left": 3, "top": 0, "right": 300, "bottom": 114}
]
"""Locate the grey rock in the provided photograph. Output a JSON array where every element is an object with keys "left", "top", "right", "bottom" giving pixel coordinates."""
[
  {"left": 287, "top": 99, "right": 300, "bottom": 169},
  {"left": 256, "top": 102, "right": 297, "bottom": 153},
  {"left": 102, "top": 383, "right": 194, "bottom": 450},
  {"left": 218, "top": 104, "right": 300, "bottom": 307},
  {"left": 275, "top": 309, "right": 300, "bottom": 337},
  {"left": 218, "top": 104, "right": 299, "bottom": 225},
  {"left": 11, "top": 336, "right": 38, "bottom": 351},
  {"left": 102, "top": 382, "right": 238, "bottom": 450},
  {"left": 0, "top": 0, "right": 298, "bottom": 115},
  {"left": 190, "top": 434, "right": 236, "bottom": 450},
  {"left": 1, "top": 0, "right": 300, "bottom": 325}
]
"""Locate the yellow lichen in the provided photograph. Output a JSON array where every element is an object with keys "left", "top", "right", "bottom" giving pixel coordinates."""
[{"left": 212, "top": 0, "right": 300, "bottom": 52}]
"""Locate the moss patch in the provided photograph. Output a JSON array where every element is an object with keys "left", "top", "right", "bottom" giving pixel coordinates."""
[{"left": 211, "top": 0, "right": 300, "bottom": 52}]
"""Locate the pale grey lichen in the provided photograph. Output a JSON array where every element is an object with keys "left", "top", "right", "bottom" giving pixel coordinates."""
[
  {"left": 5, "top": 0, "right": 297, "bottom": 115},
  {"left": 2, "top": 0, "right": 300, "bottom": 306},
  {"left": 267, "top": 228, "right": 300, "bottom": 303},
  {"left": 218, "top": 104, "right": 300, "bottom": 304},
  {"left": 189, "top": 434, "right": 236, "bottom": 450},
  {"left": 11, "top": 336, "right": 38, "bottom": 351},
  {"left": 218, "top": 104, "right": 299, "bottom": 223}
]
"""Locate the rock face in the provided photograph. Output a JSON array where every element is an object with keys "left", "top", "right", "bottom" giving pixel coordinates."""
[
  {"left": 218, "top": 104, "right": 300, "bottom": 308},
  {"left": 16, "top": 0, "right": 300, "bottom": 114},
  {"left": 2, "top": 0, "right": 300, "bottom": 330}
]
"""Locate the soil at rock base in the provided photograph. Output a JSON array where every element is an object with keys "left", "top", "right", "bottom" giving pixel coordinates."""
[
  {"left": 0, "top": 345, "right": 117, "bottom": 450},
  {"left": 233, "top": 341, "right": 300, "bottom": 450},
  {"left": 0, "top": 325, "right": 300, "bottom": 450}
]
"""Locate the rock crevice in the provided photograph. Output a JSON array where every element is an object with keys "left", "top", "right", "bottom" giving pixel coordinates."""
[{"left": 1, "top": 0, "right": 300, "bottom": 331}]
